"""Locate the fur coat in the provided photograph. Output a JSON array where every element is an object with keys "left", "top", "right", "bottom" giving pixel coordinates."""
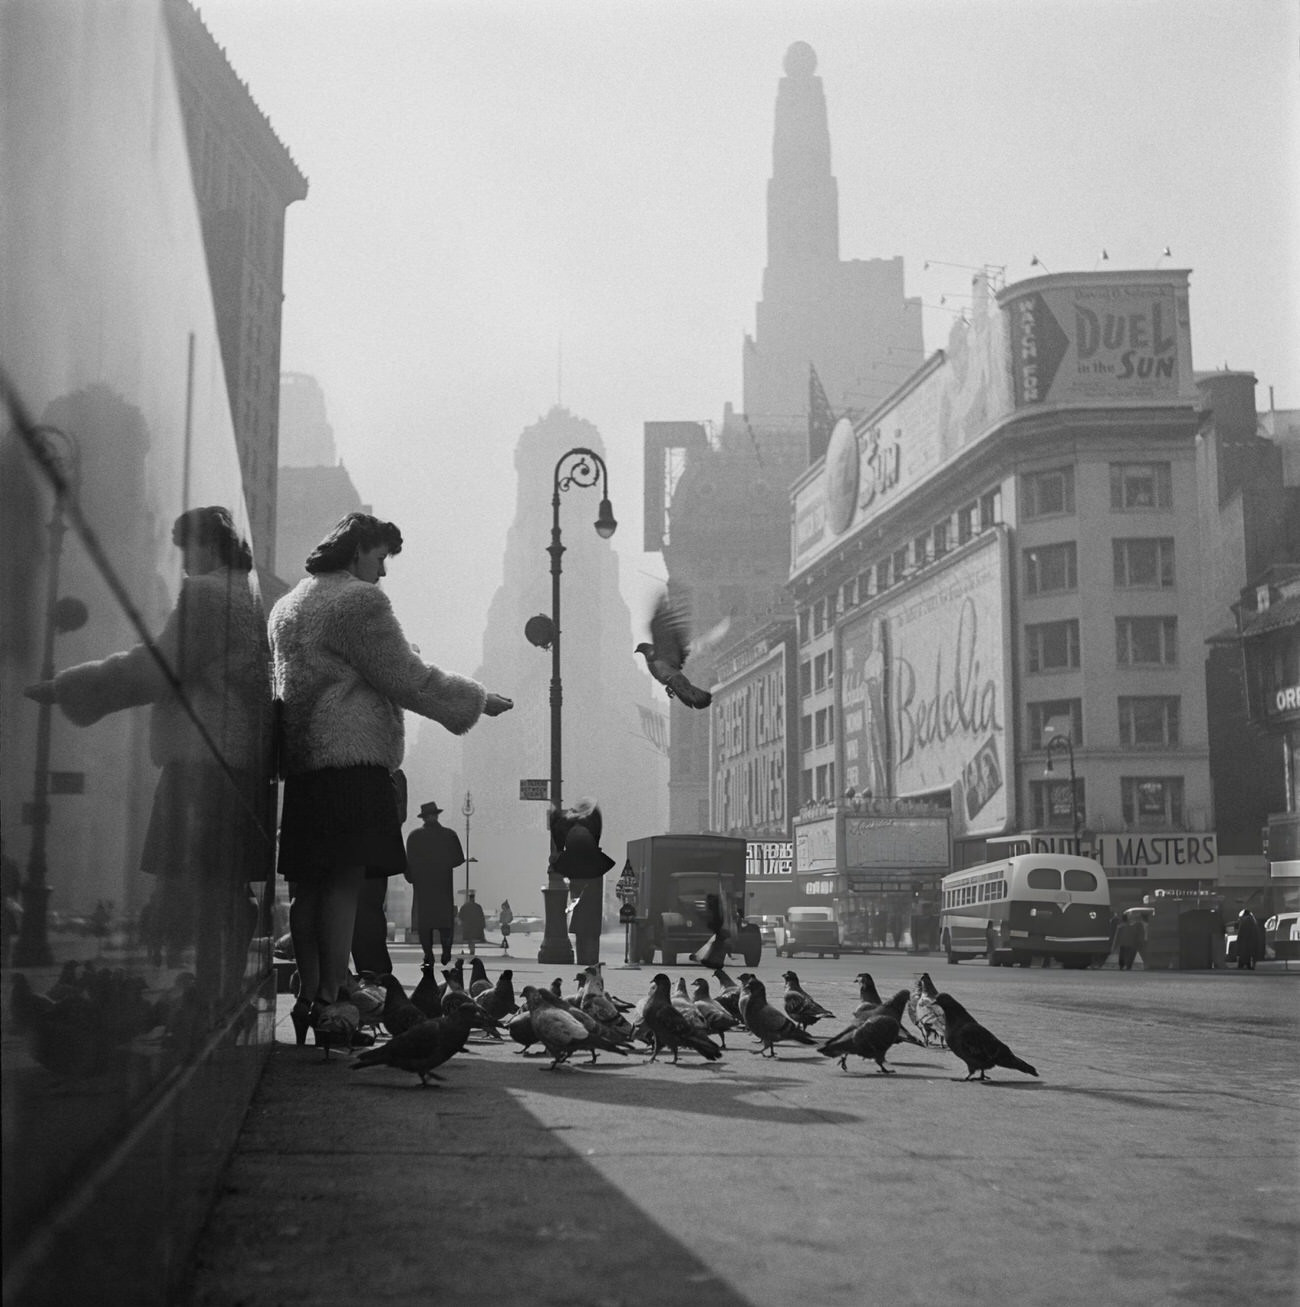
[
  {"left": 50, "top": 566, "right": 271, "bottom": 772},
  {"left": 269, "top": 571, "right": 485, "bottom": 775}
]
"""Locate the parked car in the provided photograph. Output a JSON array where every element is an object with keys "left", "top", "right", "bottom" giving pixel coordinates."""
[
  {"left": 1264, "top": 911, "right": 1300, "bottom": 961},
  {"left": 508, "top": 914, "right": 543, "bottom": 935},
  {"left": 753, "top": 915, "right": 783, "bottom": 946},
  {"left": 773, "top": 906, "right": 840, "bottom": 959}
]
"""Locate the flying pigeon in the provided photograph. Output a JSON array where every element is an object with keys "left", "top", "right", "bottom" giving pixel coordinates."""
[{"left": 635, "top": 590, "right": 715, "bottom": 709}]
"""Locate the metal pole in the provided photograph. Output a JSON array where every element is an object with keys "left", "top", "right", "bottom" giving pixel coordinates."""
[
  {"left": 537, "top": 448, "right": 614, "bottom": 965},
  {"left": 462, "top": 790, "right": 473, "bottom": 900}
]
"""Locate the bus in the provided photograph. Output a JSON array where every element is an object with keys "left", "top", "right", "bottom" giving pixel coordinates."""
[{"left": 939, "top": 854, "right": 1111, "bottom": 968}]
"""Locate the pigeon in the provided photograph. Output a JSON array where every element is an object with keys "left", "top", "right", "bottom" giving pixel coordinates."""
[
  {"left": 635, "top": 590, "right": 714, "bottom": 709},
  {"left": 467, "top": 957, "right": 493, "bottom": 997},
  {"left": 314, "top": 999, "right": 363, "bottom": 1058},
  {"left": 344, "top": 972, "right": 388, "bottom": 1037},
  {"left": 410, "top": 964, "right": 444, "bottom": 1019},
  {"left": 907, "top": 973, "right": 946, "bottom": 1047},
  {"left": 673, "top": 977, "right": 714, "bottom": 1036},
  {"left": 852, "top": 972, "right": 884, "bottom": 1013},
  {"left": 819, "top": 990, "right": 912, "bottom": 1073},
  {"left": 474, "top": 968, "right": 517, "bottom": 1024},
  {"left": 526, "top": 986, "right": 633, "bottom": 1069},
  {"left": 738, "top": 975, "right": 819, "bottom": 1057},
  {"left": 579, "top": 965, "right": 634, "bottom": 1038},
  {"left": 780, "top": 971, "right": 836, "bottom": 1030},
  {"left": 712, "top": 968, "right": 744, "bottom": 1020},
  {"left": 690, "top": 977, "right": 740, "bottom": 1048},
  {"left": 935, "top": 993, "right": 1038, "bottom": 1082},
  {"left": 441, "top": 969, "right": 504, "bottom": 1039},
  {"left": 351, "top": 1005, "right": 477, "bottom": 1086},
  {"left": 378, "top": 974, "right": 427, "bottom": 1038},
  {"left": 642, "top": 973, "right": 723, "bottom": 1064}
]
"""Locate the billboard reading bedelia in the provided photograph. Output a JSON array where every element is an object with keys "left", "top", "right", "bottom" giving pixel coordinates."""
[{"left": 838, "top": 531, "right": 1011, "bottom": 837}]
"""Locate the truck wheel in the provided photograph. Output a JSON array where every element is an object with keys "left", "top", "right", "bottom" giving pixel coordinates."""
[
  {"left": 831, "top": 952, "right": 840, "bottom": 960},
  {"left": 662, "top": 950, "right": 677, "bottom": 966}
]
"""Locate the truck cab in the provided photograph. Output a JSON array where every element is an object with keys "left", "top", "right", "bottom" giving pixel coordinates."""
[
  {"left": 625, "top": 834, "right": 762, "bottom": 967},
  {"left": 773, "top": 905, "right": 840, "bottom": 959}
]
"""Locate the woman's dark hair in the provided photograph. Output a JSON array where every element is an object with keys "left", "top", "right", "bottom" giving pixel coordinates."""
[
  {"left": 305, "top": 512, "right": 403, "bottom": 574},
  {"left": 172, "top": 505, "right": 253, "bottom": 571}
]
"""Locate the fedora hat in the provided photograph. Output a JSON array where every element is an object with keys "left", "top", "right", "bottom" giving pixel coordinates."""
[{"left": 419, "top": 801, "right": 444, "bottom": 819}]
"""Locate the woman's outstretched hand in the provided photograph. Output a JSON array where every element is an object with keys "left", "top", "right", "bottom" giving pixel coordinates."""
[{"left": 483, "top": 693, "right": 514, "bottom": 717}]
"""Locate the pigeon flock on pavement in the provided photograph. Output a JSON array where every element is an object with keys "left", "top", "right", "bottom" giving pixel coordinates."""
[{"left": 6, "top": 955, "right": 1040, "bottom": 1087}]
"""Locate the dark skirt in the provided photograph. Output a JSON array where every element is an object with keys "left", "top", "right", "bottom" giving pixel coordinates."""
[{"left": 278, "top": 765, "right": 407, "bottom": 886}]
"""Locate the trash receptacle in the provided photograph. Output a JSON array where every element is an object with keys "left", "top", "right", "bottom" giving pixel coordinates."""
[{"left": 1178, "top": 909, "right": 1214, "bottom": 970}]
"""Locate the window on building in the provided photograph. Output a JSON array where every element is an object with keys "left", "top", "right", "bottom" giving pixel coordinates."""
[
  {"left": 812, "top": 600, "right": 826, "bottom": 637},
  {"left": 1116, "top": 616, "right": 1178, "bottom": 666},
  {"left": 858, "top": 569, "right": 874, "bottom": 600},
  {"left": 913, "top": 534, "right": 930, "bottom": 569},
  {"left": 813, "top": 654, "right": 827, "bottom": 693},
  {"left": 799, "top": 660, "right": 812, "bottom": 699},
  {"left": 1113, "top": 537, "right": 1175, "bottom": 588},
  {"left": 1110, "top": 462, "right": 1172, "bottom": 510},
  {"left": 815, "top": 763, "right": 829, "bottom": 799},
  {"left": 800, "top": 714, "right": 813, "bottom": 751},
  {"left": 1122, "top": 777, "right": 1184, "bottom": 827},
  {"left": 1029, "top": 699, "right": 1083, "bottom": 747},
  {"left": 1024, "top": 542, "right": 1078, "bottom": 596},
  {"left": 798, "top": 608, "right": 810, "bottom": 644},
  {"left": 957, "top": 501, "right": 978, "bottom": 543},
  {"left": 893, "top": 546, "right": 909, "bottom": 580},
  {"left": 1026, "top": 620, "right": 1081, "bottom": 673},
  {"left": 980, "top": 488, "right": 1002, "bottom": 528},
  {"left": 1022, "top": 467, "right": 1075, "bottom": 519},
  {"left": 1029, "top": 778, "right": 1087, "bottom": 829},
  {"left": 826, "top": 648, "right": 834, "bottom": 688},
  {"left": 814, "top": 709, "right": 827, "bottom": 747},
  {"left": 1119, "top": 696, "right": 1181, "bottom": 746},
  {"left": 933, "top": 520, "right": 950, "bottom": 557},
  {"left": 842, "top": 577, "right": 857, "bottom": 609},
  {"left": 876, "top": 558, "right": 892, "bottom": 591},
  {"left": 800, "top": 769, "right": 813, "bottom": 805}
]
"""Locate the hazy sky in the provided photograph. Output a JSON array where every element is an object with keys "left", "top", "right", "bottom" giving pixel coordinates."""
[{"left": 195, "top": 0, "right": 1299, "bottom": 680}]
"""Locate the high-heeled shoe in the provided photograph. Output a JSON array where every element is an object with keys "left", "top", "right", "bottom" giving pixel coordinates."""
[{"left": 289, "top": 1000, "right": 315, "bottom": 1046}]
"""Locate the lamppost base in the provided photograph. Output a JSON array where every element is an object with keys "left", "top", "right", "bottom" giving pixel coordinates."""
[{"left": 537, "top": 879, "right": 574, "bottom": 965}]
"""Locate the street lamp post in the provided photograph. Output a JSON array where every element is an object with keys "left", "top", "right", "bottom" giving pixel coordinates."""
[
  {"left": 16, "top": 426, "right": 83, "bottom": 968},
  {"left": 535, "top": 447, "right": 616, "bottom": 965},
  {"left": 1044, "top": 730, "right": 1082, "bottom": 852},
  {"left": 461, "top": 790, "right": 474, "bottom": 901}
]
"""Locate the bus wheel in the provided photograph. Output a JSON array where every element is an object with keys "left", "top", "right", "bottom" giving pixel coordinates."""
[{"left": 943, "top": 932, "right": 958, "bottom": 964}]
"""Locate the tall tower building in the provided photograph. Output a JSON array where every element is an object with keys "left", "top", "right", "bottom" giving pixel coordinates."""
[
  {"left": 743, "top": 42, "right": 923, "bottom": 429},
  {"left": 447, "top": 407, "right": 669, "bottom": 914},
  {"left": 647, "top": 42, "right": 924, "bottom": 831}
]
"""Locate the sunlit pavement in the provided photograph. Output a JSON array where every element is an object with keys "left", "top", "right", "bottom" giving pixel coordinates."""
[{"left": 180, "top": 934, "right": 1300, "bottom": 1307}]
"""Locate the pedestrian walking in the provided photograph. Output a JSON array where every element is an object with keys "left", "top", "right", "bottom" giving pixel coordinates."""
[
  {"left": 498, "top": 899, "right": 514, "bottom": 955},
  {"left": 459, "top": 889, "right": 486, "bottom": 957},
  {"left": 270, "top": 511, "right": 512, "bottom": 1046},
  {"left": 1114, "top": 911, "right": 1145, "bottom": 971},
  {"left": 405, "top": 801, "right": 463, "bottom": 967},
  {"left": 1236, "top": 908, "right": 1262, "bottom": 970}
]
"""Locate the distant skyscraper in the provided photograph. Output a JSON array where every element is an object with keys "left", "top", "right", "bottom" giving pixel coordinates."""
[
  {"left": 647, "top": 42, "right": 924, "bottom": 830},
  {"left": 451, "top": 407, "right": 669, "bottom": 913},
  {"left": 279, "top": 373, "right": 339, "bottom": 467},
  {"left": 743, "top": 41, "right": 923, "bottom": 428}
]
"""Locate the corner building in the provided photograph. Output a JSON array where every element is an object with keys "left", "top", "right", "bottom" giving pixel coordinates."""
[{"left": 788, "top": 267, "right": 1227, "bottom": 917}]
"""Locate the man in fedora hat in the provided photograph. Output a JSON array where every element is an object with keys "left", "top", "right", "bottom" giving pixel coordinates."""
[{"left": 404, "top": 801, "right": 463, "bottom": 967}]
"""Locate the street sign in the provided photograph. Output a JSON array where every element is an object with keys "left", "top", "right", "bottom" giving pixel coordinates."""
[
  {"left": 618, "top": 901, "right": 636, "bottom": 923},
  {"left": 519, "top": 779, "right": 549, "bottom": 801}
]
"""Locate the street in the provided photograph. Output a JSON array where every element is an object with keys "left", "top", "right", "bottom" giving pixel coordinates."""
[{"left": 182, "top": 937, "right": 1299, "bottom": 1307}]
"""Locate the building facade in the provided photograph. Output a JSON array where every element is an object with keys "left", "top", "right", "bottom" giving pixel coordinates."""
[{"left": 165, "top": 0, "right": 308, "bottom": 577}]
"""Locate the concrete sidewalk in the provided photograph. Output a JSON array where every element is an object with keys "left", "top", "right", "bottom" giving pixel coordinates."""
[{"left": 178, "top": 944, "right": 1300, "bottom": 1307}]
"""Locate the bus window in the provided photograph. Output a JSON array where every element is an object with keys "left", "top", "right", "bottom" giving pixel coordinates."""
[
  {"left": 1026, "top": 867, "right": 1061, "bottom": 890},
  {"left": 1063, "top": 867, "right": 1099, "bottom": 892}
]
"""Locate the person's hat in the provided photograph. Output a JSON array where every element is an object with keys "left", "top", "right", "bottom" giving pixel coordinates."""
[{"left": 419, "top": 801, "right": 443, "bottom": 819}]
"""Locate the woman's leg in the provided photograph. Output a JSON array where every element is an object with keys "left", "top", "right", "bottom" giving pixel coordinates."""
[
  {"left": 290, "top": 882, "right": 321, "bottom": 1003},
  {"left": 317, "top": 864, "right": 365, "bottom": 1003}
]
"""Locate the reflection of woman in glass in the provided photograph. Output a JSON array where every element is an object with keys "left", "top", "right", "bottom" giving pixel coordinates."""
[
  {"left": 270, "top": 512, "right": 512, "bottom": 1046},
  {"left": 26, "top": 506, "right": 273, "bottom": 1019}
]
